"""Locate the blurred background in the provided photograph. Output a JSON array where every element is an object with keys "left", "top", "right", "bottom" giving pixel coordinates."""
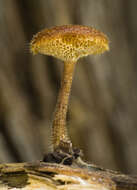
[{"left": 0, "top": 0, "right": 137, "bottom": 174}]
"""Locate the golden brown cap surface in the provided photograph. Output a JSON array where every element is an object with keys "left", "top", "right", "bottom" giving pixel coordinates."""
[{"left": 30, "top": 25, "right": 109, "bottom": 62}]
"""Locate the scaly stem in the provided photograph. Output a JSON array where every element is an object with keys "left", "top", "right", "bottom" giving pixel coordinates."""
[{"left": 52, "top": 61, "right": 76, "bottom": 151}]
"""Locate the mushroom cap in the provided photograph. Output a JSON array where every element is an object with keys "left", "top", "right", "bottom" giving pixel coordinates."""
[{"left": 30, "top": 25, "right": 109, "bottom": 62}]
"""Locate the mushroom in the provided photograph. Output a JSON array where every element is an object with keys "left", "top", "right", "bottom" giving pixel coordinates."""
[{"left": 30, "top": 25, "right": 109, "bottom": 155}]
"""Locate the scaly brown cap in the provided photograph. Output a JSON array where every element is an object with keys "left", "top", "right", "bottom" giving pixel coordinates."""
[{"left": 30, "top": 25, "right": 109, "bottom": 62}]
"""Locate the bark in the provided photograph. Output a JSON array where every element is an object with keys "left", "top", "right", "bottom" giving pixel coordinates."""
[{"left": 0, "top": 162, "right": 137, "bottom": 190}]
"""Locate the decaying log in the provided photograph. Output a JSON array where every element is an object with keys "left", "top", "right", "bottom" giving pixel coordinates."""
[{"left": 0, "top": 161, "right": 137, "bottom": 190}]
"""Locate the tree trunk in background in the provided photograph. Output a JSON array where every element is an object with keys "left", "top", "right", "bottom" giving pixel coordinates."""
[{"left": 0, "top": 0, "right": 137, "bottom": 174}]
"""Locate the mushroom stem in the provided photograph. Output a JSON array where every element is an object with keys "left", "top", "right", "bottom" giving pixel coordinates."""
[{"left": 52, "top": 61, "right": 76, "bottom": 151}]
